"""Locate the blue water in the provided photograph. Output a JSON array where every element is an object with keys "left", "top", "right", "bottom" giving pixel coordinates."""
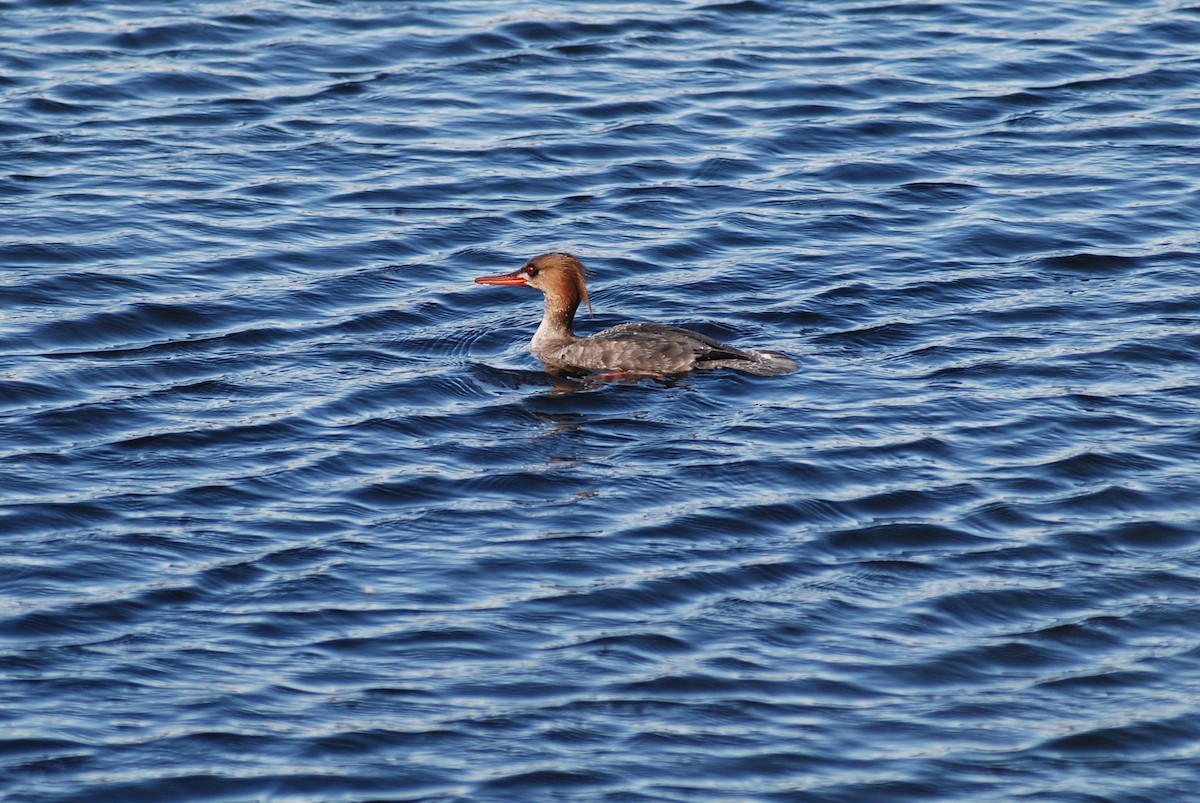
[{"left": 3, "top": 0, "right": 1200, "bottom": 799}]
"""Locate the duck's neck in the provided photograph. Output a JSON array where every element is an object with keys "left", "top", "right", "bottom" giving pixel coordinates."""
[{"left": 531, "top": 292, "right": 579, "bottom": 349}]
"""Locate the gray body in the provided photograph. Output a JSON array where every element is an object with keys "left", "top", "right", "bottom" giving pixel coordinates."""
[{"left": 533, "top": 321, "right": 796, "bottom": 376}]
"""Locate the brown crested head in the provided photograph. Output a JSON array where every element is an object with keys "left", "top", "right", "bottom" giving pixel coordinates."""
[
  {"left": 474, "top": 252, "right": 594, "bottom": 318},
  {"left": 520, "top": 252, "right": 592, "bottom": 316}
]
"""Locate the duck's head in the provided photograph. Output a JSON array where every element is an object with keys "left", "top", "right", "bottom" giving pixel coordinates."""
[{"left": 475, "top": 252, "right": 592, "bottom": 315}]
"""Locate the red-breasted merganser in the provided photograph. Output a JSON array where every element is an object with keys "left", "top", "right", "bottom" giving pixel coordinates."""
[{"left": 475, "top": 252, "right": 797, "bottom": 376}]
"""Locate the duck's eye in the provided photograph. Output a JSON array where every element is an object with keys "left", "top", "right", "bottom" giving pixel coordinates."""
[{"left": 525, "top": 266, "right": 538, "bottom": 277}]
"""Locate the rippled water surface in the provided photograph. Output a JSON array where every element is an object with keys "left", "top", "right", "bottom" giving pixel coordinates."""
[{"left": 4, "top": 0, "right": 1200, "bottom": 799}]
